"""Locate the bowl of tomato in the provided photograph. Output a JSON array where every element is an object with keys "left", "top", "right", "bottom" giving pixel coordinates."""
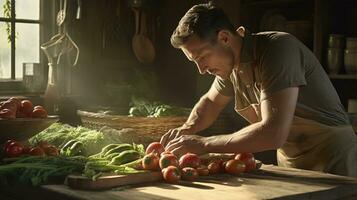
[
  {"left": 0, "top": 97, "right": 59, "bottom": 144},
  {"left": 0, "top": 116, "right": 59, "bottom": 143}
]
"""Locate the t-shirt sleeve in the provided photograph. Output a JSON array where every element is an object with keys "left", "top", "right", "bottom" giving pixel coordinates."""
[
  {"left": 259, "top": 34, "right": 307, "bottom": 100},
  {"left": 212, "top": 76, "right": 234, "bottom": 97}
]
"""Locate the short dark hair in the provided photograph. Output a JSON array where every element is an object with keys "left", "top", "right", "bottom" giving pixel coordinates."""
[{"left": 170, "top": 3, "right": 236, "bottom": 48}]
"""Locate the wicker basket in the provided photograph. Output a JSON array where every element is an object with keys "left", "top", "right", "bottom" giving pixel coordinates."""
[{"left": 78, "top": 110, "right": 236, "bottom": 144}]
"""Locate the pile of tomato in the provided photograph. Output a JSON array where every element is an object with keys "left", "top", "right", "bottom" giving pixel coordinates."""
[
  {"left": 0, "top": 97, "right": 48, "bottom": 119},
  {"left": 2, "top": 140, "right": 59, "bottom": 158},
  {"left": 141, "top": 142, "right": 257, "bottom": 183}
]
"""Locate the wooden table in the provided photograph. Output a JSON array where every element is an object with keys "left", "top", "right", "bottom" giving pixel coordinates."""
[{"left": 2, "top": 165, "right": 357, "bottom": 200}]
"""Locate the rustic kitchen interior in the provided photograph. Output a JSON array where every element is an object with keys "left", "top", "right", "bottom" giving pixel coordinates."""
[{"left": 1, "top": 0, "right": 357, "bottom": 199}]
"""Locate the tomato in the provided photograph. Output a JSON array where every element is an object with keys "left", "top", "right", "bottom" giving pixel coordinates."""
[
  {"left": 181, "top": 167, "right": 198, "bottom": 181},
  {"left": 225, "top": 159, "right": 246, "bottom": 175},
  {"left": 31, "top": 108, "right": 48, "bottom": 118},
  {"left": 146, "top": 142, "right": 165, "bottom": 155},
  {"left": 8, "top": 97, "right": 21, "bottom": 108},
  {"left": 207, "top": 160, "right": 222, "bottom": 174},
  {"left": 235, "top": 152, "right": 254, "bottom": 160},
  {"left": 19, "top": 100, "right": 33, "bottom": 116},
  {"left": 142, "top": 153, "right": 160, "bottom": 170},
  {"left": 159, "top": 153, "right": 179, "bottom": 169},
  {"left": 2, "top": 140, "right": 18, "bottom": 151},
  {"left": 0, "top": 101, "right": 17, "bottom": 113},
  {"left": 179, "top": 153, "right": 200, "bottom": 169},
  {"left": 160, "top": 150, "right": 173, "bottom": 157},
  {"left": 221, "top": 161, "right": 228, "bottom": 172},
  {"left": 4, "top": 141, "right": 24, "bottom": 157},
  {"left": 162, "top": 166, "right": 181, "bottom": 183},
  {"left": 42, "top": 145, "right": 59, "bottom": 156},
  {"left": 29, "top": 146, "right": 46, "bottom": 157},
  {"left": 235, "top": 153, "right": 256, "bottom": 172},
  {"left": 197, "top": 165, "right": 209, "bottom": 176},
  {"left": 34, "top": 105, "right": 45, "bottom": 110},
  {"left": 0, "top": 108, "right": 16, "bottom": 119}
]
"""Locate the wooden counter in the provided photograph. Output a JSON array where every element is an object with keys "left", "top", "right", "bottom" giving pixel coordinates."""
[{"left": 2, "top": 165, "right": 357, "bottom": 200}]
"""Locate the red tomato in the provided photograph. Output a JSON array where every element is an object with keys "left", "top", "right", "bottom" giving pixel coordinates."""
[
  {"left": 29, "top": 146, "right": 46, "bottom": 157},
  {"left": 2, "top": 140, "right": 18, "bottom": 151},
  {"left": 20, "top": 100, "right": 33, "bottom": 116},
  {"left": 159, "top": 153, "right": 179, "bottom": 169},
  {"left": 162, "top": 166, "right": 181, "bottom": 183},
  {"left": 225, "top": 159, "right": 246, "bottom": 175},
  {"left": 34, "top": 105, "right": 45, "bottom": 110},
  {"left": 8, "top": 97, "right": 21, "bottom": 108},
  {"left": 179, "top": 153, "right": 200, "bottom": 169},
  {"left": 160, "top": 150, "right": 173, "bottom": 157},
  {"left": 146, "top": 142, "right": 165, "bottom": 155},
  {"left": 42, "top": 145, "right": 59, "bottom": 156},
  {"left": 207, "top": 160, "right": 222, "bottom": 174},
  {"left": 235, "top": 153, "right": 254, "bottom": 160},
  {"left": 0, "top": 101, "right": 17, "bottom": 113},
  {"left": 0, "top": 108, "right": 16, "bottom": 119},
  {"left": 181, "top": 167, "right": 198, "bottom": 181},
  {"left": 142, "top": 153, "right": 160, "bottom": 170},
  {"left": 235, "top": 153, "right": 256, "bottom": 172},
  {"left": 196, "top": 165, "right": 209, "bottom": 176},
  {"left": 4, "top": 141, "right": 24, "bottom": 157},
  {"left": 31, "top": 108, "right": 48, "bottom": 118},
  {"left": 221, "top": 161, "right": 228, "bottom": 172}
]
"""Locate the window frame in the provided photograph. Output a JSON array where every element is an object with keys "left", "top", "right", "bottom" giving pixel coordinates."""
[{"left": 0, "top": 0, "right": 56, "bottom": 94}]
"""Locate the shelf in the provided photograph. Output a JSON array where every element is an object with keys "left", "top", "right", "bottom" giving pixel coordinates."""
[
  {"left": 241, "top": 0, "right": 308, "bottom": 7},
  {"left": 328, "top": 74, "right": 357, "bottom": 80}
]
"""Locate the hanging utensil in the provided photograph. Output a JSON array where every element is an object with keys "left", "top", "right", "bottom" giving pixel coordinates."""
[
  {"left": 76, "top": 0, "right": 82, "bottom": 20},
  {"left": 57, "top": 0, "right": 67, "bottom": 27},
  {"left": 41, "top": 0, "right": 80, "bottom": 114},
  {"left": 132, "top": 8, "right": 155, "bottom": 64}
]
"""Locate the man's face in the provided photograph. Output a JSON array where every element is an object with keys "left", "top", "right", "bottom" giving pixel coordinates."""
[{"left": 181, "top": 34, "right": 235, "bottom": 80}]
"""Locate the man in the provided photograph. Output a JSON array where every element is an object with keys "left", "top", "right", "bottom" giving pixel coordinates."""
[{"left": 160, "top": 3, "right": 357, "bottom": 177}]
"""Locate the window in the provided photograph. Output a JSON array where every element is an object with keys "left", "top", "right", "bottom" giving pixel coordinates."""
[
  {"left": 0, "top": 0, "right": 40, "bottom": 80},
  {"left": 0, "top": 0, "right": 55, "bottom": 94}
]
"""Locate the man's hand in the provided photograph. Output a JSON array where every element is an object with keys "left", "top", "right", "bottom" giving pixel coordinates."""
[
  {"left": 160, "top": 124, "right": 194, "bottom": 148},
  {"left": 165, "top": 134, "right": 208, "bottom": 157}
]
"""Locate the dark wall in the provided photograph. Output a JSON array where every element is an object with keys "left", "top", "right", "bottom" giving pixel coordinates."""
[{"left": 59, "top": 0, "right": 240, "bottom": 109}]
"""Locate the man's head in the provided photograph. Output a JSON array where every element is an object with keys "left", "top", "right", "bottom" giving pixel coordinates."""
[
  {"left": 171, "top": 4, "right": 242, "bottom": 80},
  {"left": 171, "top": 3, "right": 236, "bottom": 48}
]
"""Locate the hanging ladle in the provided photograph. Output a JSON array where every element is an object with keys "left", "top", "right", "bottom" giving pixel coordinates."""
[{"left": 131, "top": 8, "right": 155, "bottom": 64}]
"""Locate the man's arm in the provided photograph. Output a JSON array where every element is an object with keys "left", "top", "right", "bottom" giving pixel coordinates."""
[
  {"left": 204, "top": 87, "right": 298, "bottom": 153},
  {"left": 165, "top": 87, "right": 298, "bottom": 155},
  {"left": 160, "top": 85, "right": 232, "bottom": 147},
  {"left": 185, "top": 85, "right": 233, "bottom": 134}
]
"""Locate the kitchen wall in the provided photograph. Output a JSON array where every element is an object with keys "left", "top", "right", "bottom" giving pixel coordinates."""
[{"left": 63, "top": 0, "right": 240, "bottom": 109}]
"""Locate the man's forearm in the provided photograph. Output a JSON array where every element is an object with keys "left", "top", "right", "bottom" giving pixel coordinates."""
[
  {"left": 203, "top": 121, "right": 280, "bottom": 153},
  {"left": 184, "top": 95, "right": 225, "bottom": 134}
]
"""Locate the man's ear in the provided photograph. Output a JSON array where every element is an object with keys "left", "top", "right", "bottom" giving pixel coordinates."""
[
  {"left": 217, "top": 30, "right": 230, "bottom": 45},
  {"left": 236, "top": 26, "right": 245, "bottom": 37}
]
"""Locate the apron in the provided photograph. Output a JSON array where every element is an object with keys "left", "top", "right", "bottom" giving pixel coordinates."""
[
  {"left": 278, "top": 116, "right": 357, "bottom": 177},
  {"left": 231, "top": 58, "right": 357, "bottom": 177}
]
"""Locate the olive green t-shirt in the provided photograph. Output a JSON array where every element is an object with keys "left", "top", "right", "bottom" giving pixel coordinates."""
[{"left": 214, "top": 31, "right": 349, "bottom": 126}]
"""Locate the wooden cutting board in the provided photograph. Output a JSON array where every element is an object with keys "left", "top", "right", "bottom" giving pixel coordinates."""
[
  {"left": 66, "top": 155, "right": 262, "bottom": 191},
  {"left": 66, "top": 171, "right": 163, "bottom": 190}
]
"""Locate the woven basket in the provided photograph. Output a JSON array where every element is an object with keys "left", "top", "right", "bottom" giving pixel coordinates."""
[{"left": 78, "top": 110, "right": 236, "bottom": 144}]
